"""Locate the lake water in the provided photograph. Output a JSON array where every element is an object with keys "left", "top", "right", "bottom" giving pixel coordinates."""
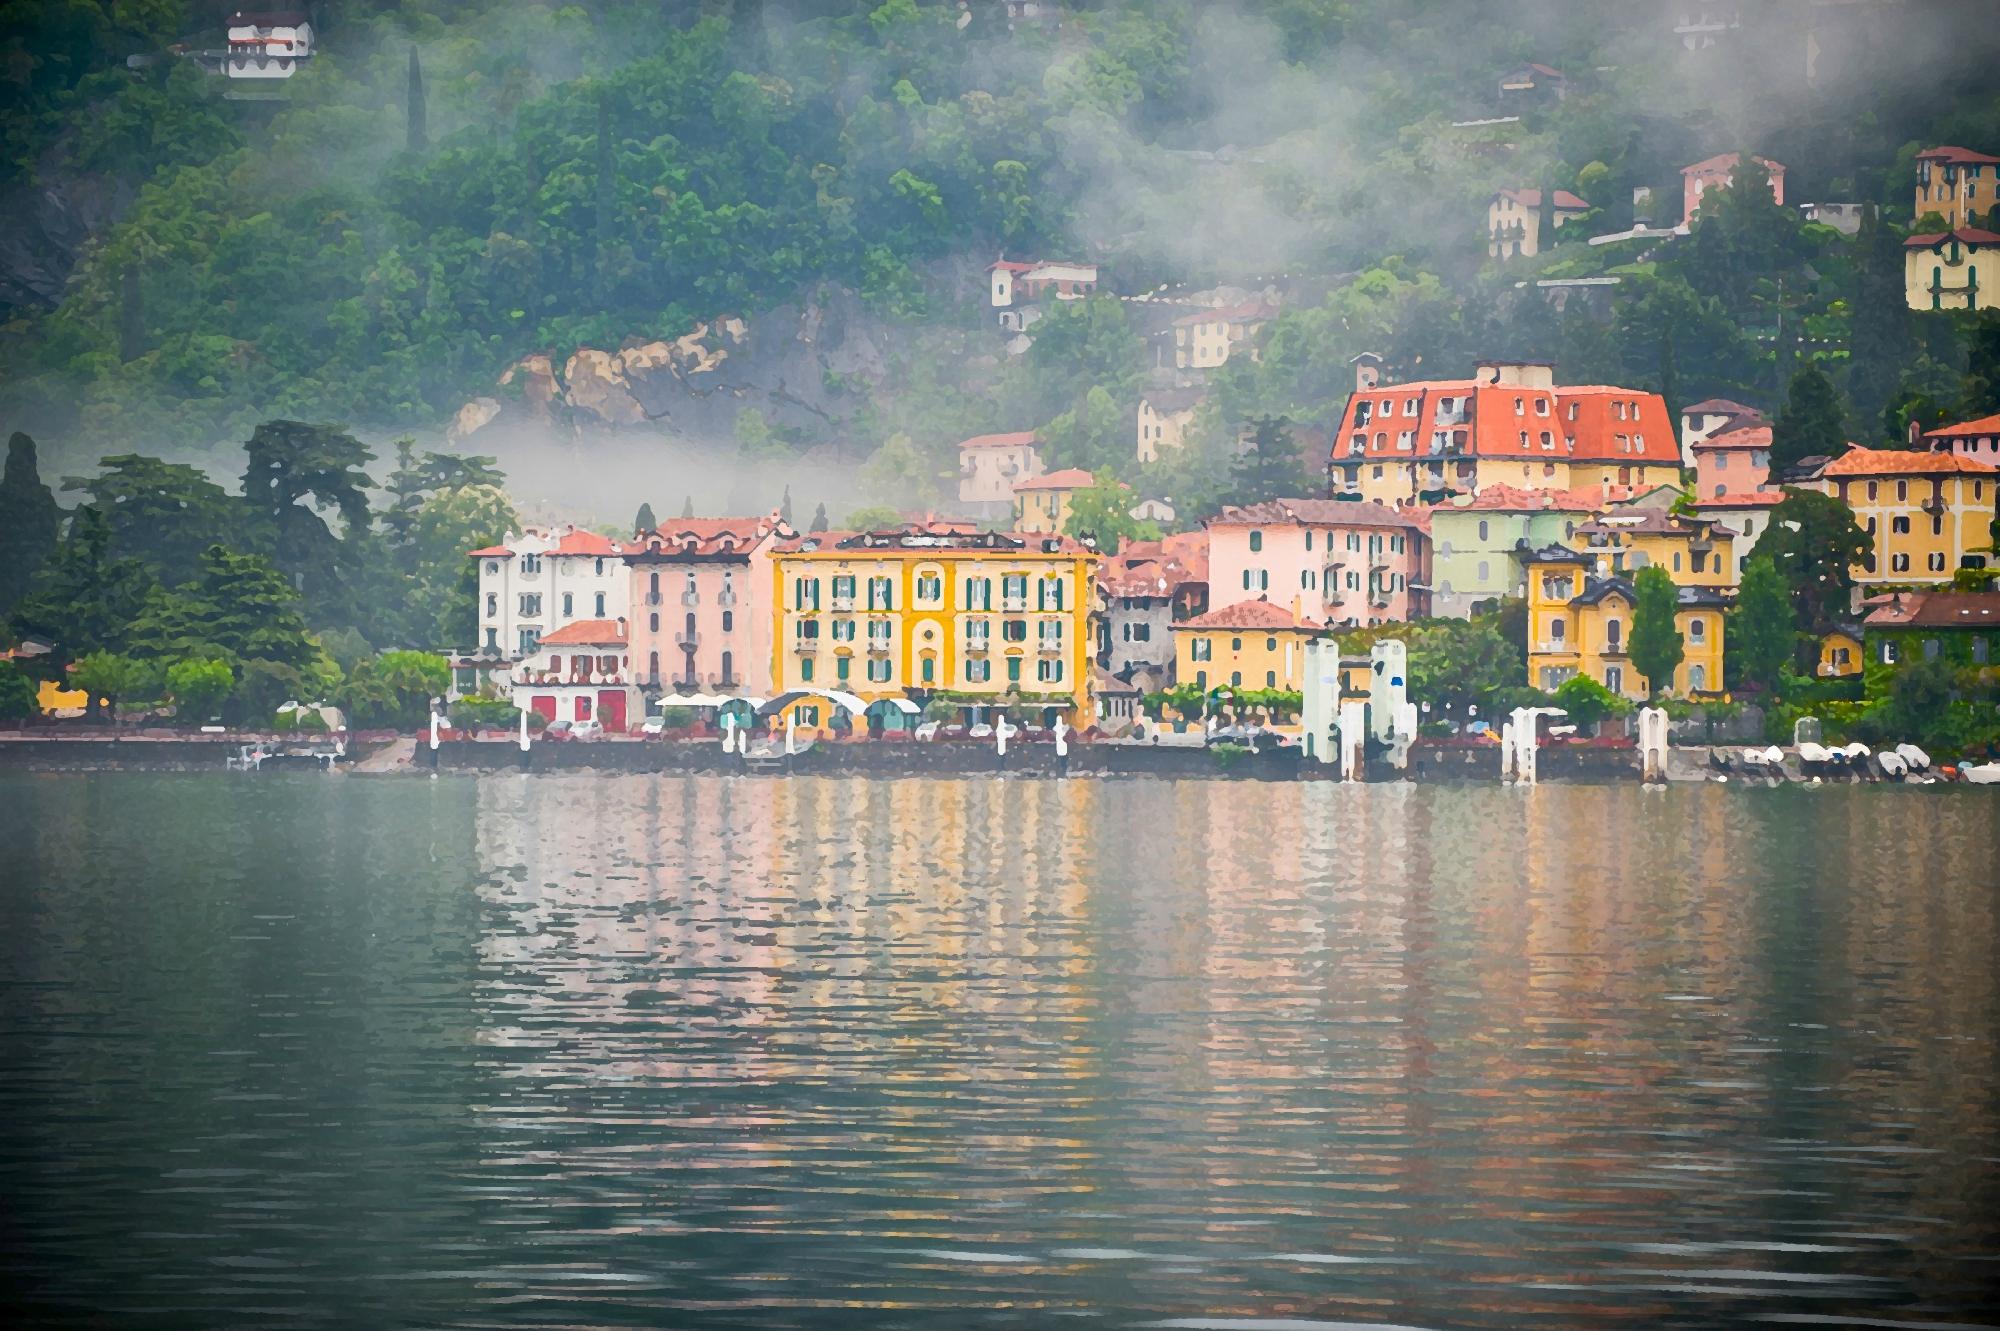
[{"left": 3, "top": 773, "right": 1998, "bottom": 1329}]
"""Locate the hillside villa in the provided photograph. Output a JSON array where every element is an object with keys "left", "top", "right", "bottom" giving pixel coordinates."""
[
  {"left": 1914, "top": 145, "right": 2000, "bottom": 232},
  {"left": 959, "top": 430, "right": 1043, "bottom": 506},
  {"left": 1207, "top": 498, "right": 1431, "bottom": 626},
  {"left": 623, "top": 513, "right": 791, "bottom": 700},
  {"left": 1172, "top": 598, "right": 1321, "bottom": 695},
  {"left": 1013, "top": 468, "right": 1094, "bottom": 534},
  {"left": 1682, "top": 152, "right": 1785, "bottom": 220},
  {"left": 1806, "top": 446, "right": 2000, "bottom": 584},
  {"left": 1523, "top": 545, "right": 1729, "bottom": 699},
  {"left": 1487, "top": 188, "right": 1589, "bottom": 259}
]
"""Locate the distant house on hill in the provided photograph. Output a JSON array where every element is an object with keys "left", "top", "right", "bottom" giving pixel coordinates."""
[
  {"left": 1497, "top": 62, "right": 1567, "bottom": 102},
  {"left": 1681, "top": 152, "right": 1785, "bottom": 222},
  {"left": 1487, "top": 188, "right": 1589, "bottom": 259},
  {"left": 1680, "top": 398, "right": 1764, "bottom": 464},
  {"left": 958, "top": 431, "right": 1043, "bottom": 507},
  {"left": 1913, "top": 145, "right": 2000, "bottom": 231},
  {"left": 1904, "top": 227, "right": 2000, "bottom": 311},
  {"left": 1169, "top": 301, "right": 1275, "bottom": 371},
  {"left": 1137, "top": 387, "right": 1205, "bottom": 462},
  {"left": 223, "top": 10, "right": 313, "bottom": 79}
]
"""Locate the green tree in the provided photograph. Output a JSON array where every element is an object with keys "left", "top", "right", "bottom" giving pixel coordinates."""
[
  {"left": 11, "top": 507, "right": 158, "bottom": 664},
  {"left": 1629, "top": 566, "right": 1685, "bottom": 699},
  {"left": 406, "top": 46, "right": 428, "bottom": 152},
  {"left": 1761, "top": 489, "right": 1872, "bottom": 634},
  {"left": 1961, "top": 312, "right": 2000, "bottom": 419},
  {"left": 1769, "top": 365, "right": 1849, "bottom": 475},
  {"left": 1061, "top": 476, "right": 1159, "bottom": 551},
  {"left": 240, "top": 420, "right": 376, "bottom": 628},
  {"left": 1845, "top": 205, "right": 1914, "bottom": 439},
  {"left": 1729, "top": 555, "right": 1795, "bottom": 694},
  {"left": 165, "top": 657, "right": 233, "bottom": 725},
  {"left": 1229, "top": 416, "right": 1311, "bottom": 505},
  {"left": 1023, "top": 296, "right": 1145, "bottom": 419},
  {"left": 0, "top": 432, "right": 61, "bottom": 618},
  {"left": 61, "top": 453, "right": 235, "bottom": 583},
  {"left": 130, "top": 545, "right": 320, "bottom": 674},
  {"left": 1551, "top": 673, "right": 1630, "bottom": 734},
  {"left": 0, "top": 660, "right": 36, "bottom": 720},
  {"left": 1406, "top": 619, "right": 1520, "bottom": 712},
  {"left": 809, "top": 502, "right": 829, "bottom": 533},
  {"left": 70, "top": 651, "right": 147, "bottom": 722},
  {"left": 405, "top": 484, "right": 519, "bottom": 646},
  {"left": 1886, "top": 655, "right": 1957, "bottom": 750},
  {"left": 633, "top": 502, "right": 657, "bottom": 535}
]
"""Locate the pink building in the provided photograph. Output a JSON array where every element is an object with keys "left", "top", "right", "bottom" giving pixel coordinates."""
[
  {"left": 1207, "top": 498, "right": 1431, "bottom": 627},
  {"left": 1923, "top": 412, "right": 2000, "bottom": 463},
  {"left": 624, "top": 514, "right": 793, "bottom": 699},
  {"left": 1691, "top": 422, "right": 1774, "bottom": 500},
  {"left": 1682, "top": 152, "right": 1785, "bottom": 222}
]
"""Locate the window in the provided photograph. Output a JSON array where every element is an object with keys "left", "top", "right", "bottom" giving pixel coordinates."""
[
  {"left": 1194, "top": 670, "right": 1207, "bottom": 691},
  {"left": 517, "top": 628, "right": 539, "bottom": 655},
  {"left": 867, "top": 576, "right": 894, "bottom": 611},
  {"left": 519, "top": 593, "right": 542, "bottom": 617},
  {"left": 965, "top": 577, "right": 991, "bottom": 610},
  {"left": 1039, "top": 576, "right": 1065, "bottom": 611},
  {"left": 1688, "top": 663, "right": 1707, "bottom": 691},
  {"left": 1006, "top": 656, "right": 1022, "bottom": 683},
  {"left": 520, "top": 554, "right": 542, "bottom": 575},
  {"left": 1404, "top": 398, "right": 1418, "bottom": 417},
  {"left": 1266, "top": 670, "right": 1277, "bottom": 687},
  {"left": 721, "top": 650, "right": 733, "bottom": 682},
  {"left": 1230, "top": 636, "right": 1244, "bottom": 652},
  {"left": 648, "top": 650, "right": 660, "bottom": 680},
  {"left": 835, "top": 655, "right": 851, "bottom": 682},
  {"left": 576, "top": 696, "right": 592, "bottom": 720},
  {"left": 1249, "top": 530, "right": 1263, "bottom": 552},
  {"left": 1689, "top": 617, "right": 1705, "bottom": 641},
  {"left": 1131, "top": 623, "right": 1151, "bottom": 642},
  {"left": 1923, "top": 638, "right": 1941, "bottom": 661},
  {"left": 1002, "top": 574, "right": 1028, "bottom": 606},
  {"left": 1551, "top": 619, "right": 1566, "bottom": 641},
  {"left": 1932, "top": 514, "right": 1944, "bottom": 536},
  {"left": 920, "top": 655, "right": 935, "bottom": 684},
  {"left": 832, "top": 573, "right": 855, "bottom": 603},
  {"left": 1191, "top": 638, "right": 1212, "bottom": 661},
  {"left": 1929, "top": 551, "right": 1947, "bottom": 572},
  {"left": 1881, "top": 640, "right": 1898, "bottom": 664},
  {"left": 800, "top": 620, "right": 821, "bottom": 641},
  {"left": 1974, "top": 637, "right": 1990, "bottom": 664},
  {"left": 1605, "top": 665, "right": 1624, "bottom": 694},
  {"left": 561, "top": 592, "right": 573, "bottom": 617},
  {"left": 1302, "top": 569, "right": 1315, "bottom": 589},
  {"left": 1037, "top": 658, "right": 1064, "bottom": 684},
  {"left": 1536, "top": 398, "right": 1549, "bottom": 416},
  {"left": 916, "top": 572, "right": 943, "bottom": 604},
  {"left": 801, "top": 657, "right": 815, "bottom": 682},
  {"left": 867, "top": 620, "right": 892, "bottom": 646},
  {"left": 1540, "top": 431, "right": 1554, "bottom": 450},
  {"left": 649, "top": 612, "right": 660, "bottom": 632},
  {"left": 1477, "top": 559, "right": 1490, "bottom": 581},
  {"left": 966, "top": 657, "right": 991, "bottom": 683},
  {"left": 1867, "top": 481, "right": 1879, "bottom": 501},
  {"left": 832, "top": 618, "right": 855, "bottom": 642},
  {"left": 594, "top": 592, "right": 606, "bottom": 617},
  {"left": 1265, "top": 636, "right": 1277, "bottom": 651},
  {"left": 1002, "top": 619, "right": 1027, "bottom": 642},
  {"left": 485, "top": 593, "right": 497, "bottom": 617},
  {"left": 1896, "top": 480, "right": 1908, "bottom": 502},
  {"left": 1891, "top": 553, "right": 1911, "bottom": 572},
  {"left": 1305, "top": 530, "right": 1314, "bottom": 552},
  {"left": 867, "top": 658, "right": 892, "bottom": 683},
  {"left": 722, "top": 610, "right": 734, "bottom": 633},
  {"left": 794, "top": 576, "right": 820, "bottom": 610},
  {"left": 1892, "top": 515, "right": 1911, "bottom": 534},
  {"left": 1230, "top": 671, "right": 1243, "bottom": 687},
  {"left": 1513, "top": 397, "right": 1524, "bottom": 416},
  {"left": 486, "top": 561, "right": 499, "bottom": 576}
]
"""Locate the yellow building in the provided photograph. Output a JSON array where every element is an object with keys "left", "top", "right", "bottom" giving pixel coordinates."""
[
  {"left": 1171, "top": 598, "right": 1321, "bottom": 694},
  {"left": 1486, "top": 188, "right": 1588, "bottom": 259},
  {"left": 769, "top": 525, "right": 1097, "bottom": 729},
  {"left": 1012, "top": 467, "right": 1093, "bottom": 534},
  {"left": 1904, "top": 227, "right": 2000, "bottom": 311},
  {"left": 1136, "top": 387, "right": 1202, "bottom": 462},
  {"left": 1523, "top": 546, "right": 1729, "bottom": 699},
  {"left": 1571, "top": 508, "right": 1737, "bottom": 588},
  {"left": 1913, "top": 146, "right": 2000, "bottom": 232},
  {"left": 1170, "top": 301, "right": 1274, "bottom": 370},
  {"left": 1807, "top": 446, "right": 2000, "bottom": 584},
  {"left": 1818, "top": 626, "right": 1863, "bottom": 679}
]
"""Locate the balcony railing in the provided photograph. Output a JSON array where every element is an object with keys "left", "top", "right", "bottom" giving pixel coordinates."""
[
  {"left": 644, "top": 592, "right": 663, "bottom": 606},
  {"left": 675, "top": 631, "right": 700, "bottom": 648},
  {"left": 717, "top": 588, "right": 739, "bottom": 608},
  {"left": 963, "top": 637, "right": 991, "bottom": 654},
  {"left": 792, "top": 638, "right": 819, "bottom": 654},
  {"left": 1037, "top": 639, "right": 1064, "bottom": 655},
  {"left": 866, "top": 638, "right": 892, "bottom": 655},
  {"left": 680, "top": 590, "right": 700, "bottom": 606},
  {"left": 1002, "top": 595, "right": 1029, "bottom": 611},
  {"left": 831, "top": 594, "right": 856, "bottom": 611},
  {"left": 1533, "top": 640, "right": 1575, "bottom": 654}
]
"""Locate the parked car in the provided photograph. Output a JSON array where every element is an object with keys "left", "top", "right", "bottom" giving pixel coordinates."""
[
  {"left": 569, "top": 719, "right": 605, "bottom": 741},
  {"left": 640, "top": 715, "right": 668, "bottom": 738}
]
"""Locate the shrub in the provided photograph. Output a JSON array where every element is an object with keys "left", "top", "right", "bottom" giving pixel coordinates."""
[
  {"left": 450, "top": 694, "right": 519, "bottom": 729},
  {"left": 1550, "top": 675, "right": 1631, "bottom": 733}
]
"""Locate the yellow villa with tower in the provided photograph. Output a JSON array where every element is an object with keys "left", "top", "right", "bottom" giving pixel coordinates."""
[
  {"left": 768, "top": 523, "right": 1098, "bottom": 732},
  {"left": 1522, "top": 545, "right": 1729, "bottom": 701}
]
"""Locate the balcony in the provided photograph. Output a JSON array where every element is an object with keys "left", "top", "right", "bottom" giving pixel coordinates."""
[
  {"left": 1922, "top": 495, "right": 1946, "bottom": 515},
  {"left": 680, "top": 590, "right": 700, "bottom": 607},
  {"left": 866, "top": 638, "right": 892, "bottom": 656},
  {"left": 717, "top": 587, "right": 739, "bottom": 608},
  {"left": 1037, "top": 639, "right": 1064, "bottom": 655},
  {"left": 792, "top": 637, "right": 819, "bottom": 655},
  {"left": 643, "top": 592, "right": 663, "bottom": 606},
  {"left": 963, "top": 637, "right": 991, "bottom": 655},
  {"left": 675, "top": 630, "right": 700, "bottom": 648},
  {"left": 1533, "top": 640, "right": 1576, "bottom": 655},
  {"left": 831, "top": 594, "right": 856, "bottom": 611},
  {"left": 1002, "top": 595, "right": 1029, "bottom": 612}
]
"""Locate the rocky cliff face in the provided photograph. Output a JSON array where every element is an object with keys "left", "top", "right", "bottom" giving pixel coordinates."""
[
  {"left": 0, "top": 152, "right": 134, "bottom": 316},
  {"left": 451, "top": 286, "right": 890, "bottom": 444}
]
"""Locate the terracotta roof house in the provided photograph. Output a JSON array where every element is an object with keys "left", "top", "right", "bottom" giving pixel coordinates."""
[{"left": 1682, "top": 152, "right": 1785, "bottom": 220}]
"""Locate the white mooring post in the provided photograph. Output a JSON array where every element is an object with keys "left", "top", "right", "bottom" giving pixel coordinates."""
[{"left": 1638, "top": 706, "right": 1669, "bottom": 782}]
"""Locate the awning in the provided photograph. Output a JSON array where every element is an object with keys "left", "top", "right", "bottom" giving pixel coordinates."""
[
  {"left": 864, "top": 697, "right": 922, "bottom": 715},
  {"left": 759, "top": 688, "right": 869, "bottom": 717},
  {"left": 655, "top": 693, "right": 764, "bottom": 709}
]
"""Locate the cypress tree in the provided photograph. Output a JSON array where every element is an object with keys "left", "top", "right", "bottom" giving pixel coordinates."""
[
  {"left": 780, "top": 484, "right": 793, "bottom": 524},
  {"left": 407, "top": 47, "right": 428, "bottom": 152},
  {"left": 0, "top": 432, "right": 61, "bottom": 619},
  {"left": 633, "top": 502, "right": 656, "bottom": 535},
  {"left": 1769, "top": 365, "right": 1848, "bottom": 474},
  {"left": 681, "top": 495, "right": 694, "bottom": 519},
  {"left": 809, "top": 502, "right": 828, "bottom": 533},
  {"left": 1629, "top": 566, "right": 1685, "bottom": 701}
]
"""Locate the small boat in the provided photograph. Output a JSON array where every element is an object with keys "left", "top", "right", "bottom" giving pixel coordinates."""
[{"left": 1962, "top": 762, "right": 2000, "bottom": 785}]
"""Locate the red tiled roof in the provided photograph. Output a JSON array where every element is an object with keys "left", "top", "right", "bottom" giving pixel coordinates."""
[
  {"left": 1905, "top": 228, "right": 2000, "bottom": 248},
  {"left": 1210, "top": 497, "right": 1425, "bottom": 530},
  {"left": 1863, "top": 591, "right": 2000, "bottom": 629},
  {"left": 1691, "top": 491, "right": 1785, "bottom": 510},
  {"left": 1179, "top": 598, "right": 1320, "bottom": 632},
  {"left": 1820, "top": 446, "right": 2000, "bottom": 477},
  {"left": 1927, "top": 413, "right": 2000, "bottom": 438},
  {"left": 1494, "top": 188, "right": 1589, "bottom": 210},
  {"left": 1099, "top": 530, "right": 1209, "bottom": 597},
  {"left": 959, "top": 430, "right": 1038, "bottom": 450},
  {"left": 1682, "top": 151, "right": 1784, "bottom": 176},
  {"left": 1015, "top": 467, "right": 1095, "bottom": 491},
  {"left": 988, "top": 260, "right": 1036, "bottom": 272},
  {"left": 1442, "top": 482, "right": 1606, "bottom": 512},
  {"left": 635, "top": 515, "right": 783, "bottom": 557},
  {"left": 1917, "top": 145, "right": 2000, "bottom": 165},
  {"left": 1683, "top": 397, "right": 1762, "bottom": 417},
  {"left": 536, "top": 618, "right": 625, "bottom": 646},
  {"left": 468, "top": 544, "right": 513, "bottom": 558},
  {"left": 1331, "top": 377, "right": 1680, "bottom": 469},
  {"left": 552, "top": 529, "right": 624, "bottom": 556},
  {"left": 1692, "top": 423, "right": 1772, "bottom": 451}
]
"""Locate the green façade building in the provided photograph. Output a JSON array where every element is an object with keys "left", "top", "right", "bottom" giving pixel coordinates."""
[{"left": 1861, "top": 590, "right": 2000, "bottom": 696}]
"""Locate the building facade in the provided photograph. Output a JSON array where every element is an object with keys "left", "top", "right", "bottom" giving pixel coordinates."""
[
  {"left": 1571, "top": 508, "right": 1738, "bottom": 589},
  {"left": 624, "top": 514, "right": 789, "bottom": 698},
  {"left": 1679, "top": 397, "right": 1764, "bottom": 465},
  {"left": 1427, "top": 485, "right": 1601, "bottom": 617},
  {"left": 1329, "top": 359, "right": 1682, "bottom": 506},
  {"left": 1207, "top": 498, "right": 1430, "bottom": 626},
  {"left": 1170, "top": 302, "right": 1274, "bottom": 370},
  {"left": 511, "top": 619, "right": 638, "bottom": 731},
  {"left": 1688, "top": 491, "right": 1784, "bottom": 582},
  {"left": 958, "top": 431, "right": 1043, "bottom": 505},
  {"left": 1487, "top": 188, "right": 1589, "bottom": 259},
  {"left": 1013, "top": 468, "right": 1093, "bottom": 534},
  {"left": 1524, "top": 547, "right": 1728, "bottom": 699},
  {"left": 1136, "top": 387, "right": 1204, "bottom": 462},
  {"left": 1808, "top": 447, "right": 2000, "bottom": 584},
  {"left": 1861, "top": 591, "right": 2000, "bottom": 697},
  {"left": 1914, "top": 146, "right": 2000, "bottom": 232},
  {"left": 1692, "top": 422, "right": 1774, "bottom": 499},
  {"left": 469, "top": 527, "right": 632, "bottom": 663},
  {"left": 1172, "top": 599, "right": 1322, "bottom": 695},
  {"left": 1904, "top": 227, "right": 2000, "bottom": 311},
  {"left": 1924, "top": 412, "right": 2000, "bottom": 463},
  {"left": 1681, "top": 152, "right": 1784, "bottom": 221},
  {"left": 1096, "top": 531, "right": 1209, "bottom": 691},
  {"left": 769, "top": 526, "right": 1098, "bottom": 723}
]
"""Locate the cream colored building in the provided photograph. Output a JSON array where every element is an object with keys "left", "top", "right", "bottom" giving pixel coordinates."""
[{"left": 1136, "top": 388, "right": 1203, "bottom": 462}]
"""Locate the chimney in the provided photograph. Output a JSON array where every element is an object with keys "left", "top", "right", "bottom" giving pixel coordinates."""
[
  {"left": 1908, "top": 417, "right": 1923, "bottom": 447},
  {"left": 1352, "top": 351, "right": 1384, "bottom": 392},
  {"left": 1476, "top": 359, "right": 1555, "bottom": 389}
]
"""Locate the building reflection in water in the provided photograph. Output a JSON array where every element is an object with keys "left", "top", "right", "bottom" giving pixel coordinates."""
[{"left": 460, "top": 777, "right": 2000, "bottom": 1327}]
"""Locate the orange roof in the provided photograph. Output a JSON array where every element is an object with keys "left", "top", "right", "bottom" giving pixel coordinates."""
[
  {"left": 1445, "top": 482, "right": 1607, "bottom": 513},
  {"left": 1015, "top": 467, "right": 1095, "bottom": 491},
  {"left": 1333, "top": 378, "right": 1678, "bottom": 469},
  {"left": 1210, "top": 497, "right": 1424, "bottom": 530},
  {"left": 959, "top": 430, "right": 1038, "bottom": 451},
  {"left": 1691, "top": 491, "right": 1785, "bottom": 509},
  {"left": 1494, "top": 188, "right": 1588, "bottom": 210},
  {"left": 633, "top": 515, "right": 784, "bottom": 557},
  {"left": 1820, "top": 446, "right": 2000, "bottom": 477},
  {"left": 1692, "top": 423, "right": 1772, "bottom": 451},
  {"left": 552, "top": 529, "right": 623, "bottom": 556},
  {"left": 1905, "top": 228, "right": 2000, "bottom": 248},
  {"left": 1917, "top": 145, "right": 2000, "bottom": 165},
  {"left": 1179, "top": 598, "right": 1319, "bottom": 632},
  {"left": 1927, "top": 413, "right": 2000, "bottom": 438},
  {"left": 1099, "top": 530, "right": 1209, "bottom": 598},
  {"left": 468, "top": 544, "right": 512, "bottom": 558},
  {"left": 536, "top": 618, "right": 626, "bottom": 646}
]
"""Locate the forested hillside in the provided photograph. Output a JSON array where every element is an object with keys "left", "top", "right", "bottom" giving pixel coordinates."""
[{"left": 4, "top": 0, "right": 2000, "bottom": 489}]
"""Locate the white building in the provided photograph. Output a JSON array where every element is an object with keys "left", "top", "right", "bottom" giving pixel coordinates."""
[
  {"left": 958, "top": 431, "right": 1044, "bottom": 507},
  {"left": 224, "top": 10, "right": 314, "bottom": 79},
  {"left": 469, "top": 526, "right": 633, "bottom": 662},
  {"left": 1678, "top": 397, "right": 1764, "bottom": 466},
  {"left": 512, "top": 619, "right": 641, "bottom": 732}
]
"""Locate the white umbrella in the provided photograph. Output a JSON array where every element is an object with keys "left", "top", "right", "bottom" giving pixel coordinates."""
[
  {"left": 1895, "top": 742, "right": 1931, "bottom": 771},
  {"left": 1797, "top": 741, "right": 1832, "bottom": 763},
  {"left": 1842, "top": 742, "right": 1870, "bottom": 758}
]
